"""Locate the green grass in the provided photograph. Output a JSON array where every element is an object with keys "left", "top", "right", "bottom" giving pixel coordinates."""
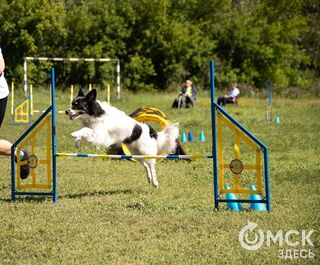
[{"left": 0, "top": 88, "right": 319, "bottom": 264}]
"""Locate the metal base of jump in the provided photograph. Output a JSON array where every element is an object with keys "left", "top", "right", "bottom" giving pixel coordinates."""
[{"left": 11, "top": 62, "right": 271, "bottom": 211}]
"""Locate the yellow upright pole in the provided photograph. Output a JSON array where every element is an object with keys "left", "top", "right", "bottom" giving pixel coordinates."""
[
  {"left": 89, "top": 83, "right": 92, "bottom": 91},
  {"left": 107, "top": 84, "right": 110, "bottom": 104},
  {"left": 30, "top": 84, "right": 33, "bottom": 115},
  {"left": 70, "top": 84, "right": 74, "bottom": 105},
  {"left": 49, "top": 83, "right": 51, "bottom": 104}
]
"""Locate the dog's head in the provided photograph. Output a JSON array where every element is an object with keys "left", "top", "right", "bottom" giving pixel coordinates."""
[{"left": 65, "top": 88, "right": 104, "bottom": 120}]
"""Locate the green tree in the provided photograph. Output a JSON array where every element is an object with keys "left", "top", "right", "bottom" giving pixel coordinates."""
[
  {"left": 0, "top": 0, "right": 318, "bottom": 93},
  {"left": 0, "top": 0, "right": 67, "bottom": 84}
]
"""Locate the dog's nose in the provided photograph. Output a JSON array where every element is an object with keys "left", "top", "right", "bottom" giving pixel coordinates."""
[{"left": 65, "top": 109, "right": 70, "bottom": 115}]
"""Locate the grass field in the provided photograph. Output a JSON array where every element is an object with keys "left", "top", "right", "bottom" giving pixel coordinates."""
[{"left": 0, "top": 87, "right": 319, "bottom": 264}]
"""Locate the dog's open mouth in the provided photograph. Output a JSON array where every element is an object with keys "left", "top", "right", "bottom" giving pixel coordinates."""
[
  {"left": 66, "top": 108, "right": 86, "bottom": 120},
  {"left": 67, "top": 110, "right": 87, "bottom": 120},
  {"left": 69, "top": 113, "right": 80, "bottom": 120}
]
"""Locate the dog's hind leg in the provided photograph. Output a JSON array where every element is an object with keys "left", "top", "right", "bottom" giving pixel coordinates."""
[
  {"left": 139, "top": 160, "right": 152, "bottom": 184},
  {"left": 146, "top": 159, "right": 158, "bottom": 188}
]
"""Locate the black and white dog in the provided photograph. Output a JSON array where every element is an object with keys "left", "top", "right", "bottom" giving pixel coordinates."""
[{"left": 65, "top": 89, "right": 179, "bottom": 188}]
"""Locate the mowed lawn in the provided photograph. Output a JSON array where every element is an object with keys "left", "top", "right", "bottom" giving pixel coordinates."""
[{"left": 0, "top": 87, "right": 319, "bottom": 264}]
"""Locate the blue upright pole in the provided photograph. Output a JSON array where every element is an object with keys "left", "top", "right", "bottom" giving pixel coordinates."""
[
  {"left": 264, "top": 147, "right": 271, "bottom": 211},
  {"left": 11, "top": 145, "right": 16, "bottom": 201},
  {"left": 51, "top": 68, "right": 57, "bottom": 204},
  {"left": 210, "top": 60, "right": 219, "bottom": 210}
]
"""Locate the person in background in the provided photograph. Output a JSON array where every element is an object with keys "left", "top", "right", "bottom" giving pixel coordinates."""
[
  {"left": 0, "top": 47, "right": 30, "bottom": 179},
  {"left": 180, "top": 80, "right": 196, "bottom": 108},
  {"left": 217, "top": 83, "right": 240, "bottom": 106}
]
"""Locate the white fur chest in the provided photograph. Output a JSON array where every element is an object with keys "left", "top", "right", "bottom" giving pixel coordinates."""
[{"left": 78, "top": 104, "right": 137, "bottom": 148}]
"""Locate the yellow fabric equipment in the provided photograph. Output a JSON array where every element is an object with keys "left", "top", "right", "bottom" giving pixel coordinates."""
[{"left": 121, "top": 106, "right": 171, "bottom": 160}]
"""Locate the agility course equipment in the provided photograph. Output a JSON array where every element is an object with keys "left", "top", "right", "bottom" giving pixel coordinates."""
[
  {"left": 180, "top": 131, "right": 206, "bottom": 143},
  {"left": 199, "top": 131, "right": 205, "bottom": 142},
  {"left": 23, "top": 56, "right": 120, "bottom": 99},
  {"left": 187, "top": 131, "right": 194, "bottom": 142},
  {"left": 128, "top": 106, "right": 170, "bottom": 128},
  {"left": 11, "top": 82, "right": 31, "bottom": 125},
  {"left": 30, "top": 83, "right": 72, "bottom": 115},
  {"left": 225, "top": 185, "right": 243, "bottom": 211},
  {"left": 264, "top": 81, "right": 273, "bottom": 123},
  {"left": 11, "top": 74, "right": 56, "bottom": 202},
  {"left": 29, "top": 83, "right": 111, "bottom": 115},
  {"left": 181, "top": 132, "right": 187, "bottom": 143},
  {"left": 11, "top": 62, "right": 271, "bottom": 211},
  {"left": 211, "top": 60, "right": 270, "bottom": 210},
  {"left": 13, "top": 98, "right": 30, "bottom": 124},
  {"left": 249, "top": 185, "right": 267, "bottom": 211}
]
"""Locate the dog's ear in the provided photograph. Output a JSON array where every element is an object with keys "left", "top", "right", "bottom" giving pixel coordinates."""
[
  {"left": 86, "top": 89, "right": 97, "bottom": 102},
  {"left": 77, "top": 88, "right": 85, "bottom": 97}
]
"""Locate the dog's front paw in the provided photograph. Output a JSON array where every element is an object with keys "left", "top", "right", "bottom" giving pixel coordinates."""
[
  {"left": 75, "top": 139, "right": 81, "bottom": 149},
  {"left": 71, "top": 131, "right": 81, "bottom": 139},
  {"left": 71, "top": 131, "right": 83, "bottom": 148}
]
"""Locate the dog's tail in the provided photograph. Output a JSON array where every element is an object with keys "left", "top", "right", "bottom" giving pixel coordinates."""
[{"left": 156, "top": 123, "right": 179, "bottom": 155}]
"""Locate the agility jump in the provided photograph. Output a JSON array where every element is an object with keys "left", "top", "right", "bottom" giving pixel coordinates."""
[
  {"left": 22, "top": 56, "right": 115, "bottom": 115},
  {"left": 23, "top": 56, "right": 120, "bottom": 98},
  {"left": 10, "top": 82, "right": 31, "bottom": 125},
  {"left": 11, "top": 61, "right": 271, "bottom": 211},
  {"left": 30, "top": 83, "right": 110, "bottom": 115}
]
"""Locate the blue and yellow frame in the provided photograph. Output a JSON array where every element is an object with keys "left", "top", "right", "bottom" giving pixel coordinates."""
[
  {"left": 10, "top": 64, "right": 270, "bottom": 211},
  {"left": 210, "top": 61, "right": 271, "bottom": 211},
  {"left": 11, "top": 69, "right": 57, "bottom": 203}
]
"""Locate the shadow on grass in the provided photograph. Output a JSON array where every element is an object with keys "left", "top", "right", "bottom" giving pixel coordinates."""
[
  {"left": 0, "top": 198, "right": 14, "bottom": 203},
  {"left": 0, "top": 189, "right": 139, "bottom": 203},
  {"left": 0, "top": 197, "right": 52, "bottom": 203},
  {"left": 60, "top": 188, "right": 135, "bottom": 200}
]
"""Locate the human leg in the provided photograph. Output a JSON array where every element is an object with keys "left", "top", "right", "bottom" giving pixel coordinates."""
[
  {"left": 189, "top": 96, "right": 195, "bottom": 107},
  {"left": 0, "top": 96, "right": 30, "bottom": 178},
  {"left": 180, "top": 95, "right": 186, "bottom": 108},
  {"left": 217, "top": 96, "right": 225, "bottom": 106},
  {"left": 0, "top": 140, "right": 30, "bottom": 179},
  {"left": 184, "top": 96, "right": 195, "bottom": 108},
  {"left": 0, "top": 96, "right": 8, "bottom": 128},
  {"left": 0, "top": 139, "right": 13, "bottom": 155},
  {"left": 224, "top": 97, "right": 234, "bottom": 104},
  {"left": 0, "top": 97, "right": 11, "bottom": 155}
]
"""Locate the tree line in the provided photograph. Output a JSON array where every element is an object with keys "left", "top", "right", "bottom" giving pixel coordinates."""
[{"left": 0, "top": 0, "right": 319, "bottom": 93}]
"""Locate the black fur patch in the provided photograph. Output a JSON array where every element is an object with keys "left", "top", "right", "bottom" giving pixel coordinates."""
[
  {"left": 148, "top": 125, "right": 158, "bottom": 139},
  {"left": 88, "top": 101, "right": 105, "bottom": 117},
  {"left": 123, "top": 124, "right": 142, "bottom": 144},
  {"left": 70, "top": 96, "right": 105, "bottom": 117}
]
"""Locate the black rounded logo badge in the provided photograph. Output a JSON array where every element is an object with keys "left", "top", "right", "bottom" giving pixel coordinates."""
[{"left": 230, "top": 159, "right": 243, "bottom": 175}]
